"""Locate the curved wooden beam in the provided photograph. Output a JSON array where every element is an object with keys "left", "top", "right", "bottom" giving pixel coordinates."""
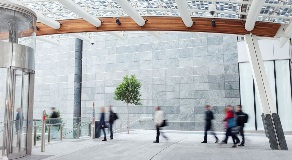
[{"left": 36, "top": 17, "right": 280, "bottom": 37}]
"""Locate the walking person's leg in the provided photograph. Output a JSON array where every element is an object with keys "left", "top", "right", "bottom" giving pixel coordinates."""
[
  {"left": 154, "top": 126, "right": 160, "bottom": 143},
  {"left": 234, "top": 133, "right": 240, "bottom": 144},
  {"left": 160, "top": 128, "right": 168, "bottom": 140},
  {"left": 221, "top": 128, "right": 230, "bottom": 144},
  {"left": 230, "top": 128, "right": 237, "bottom": 147},
  {"left": 202, "top": 124, "right": 208, "bottom": 143},
  {"left": 102, "top": 128, "right": 107, "bottom": 141},
  {"left": 239, "top": 126, "right": 245, "bottom": 146},
  {"left": 210, "top": 126, "right": 219, "bottom": 143},
  {"left": 231, "top": 129, "right": 240, "bottom": 147},
  {"left": 109, "top": 123, "right": 113, "bottom": 139}
]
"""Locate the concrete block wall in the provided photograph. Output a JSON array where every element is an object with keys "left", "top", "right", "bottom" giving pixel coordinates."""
[
  {"left": 33, "top": 39, "right": 75, "bottom": 121},
  {"left": 81, "top": 32, "right": 240, "bottom": 131}
]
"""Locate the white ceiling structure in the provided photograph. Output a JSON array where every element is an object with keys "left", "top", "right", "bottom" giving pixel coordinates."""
[
  {"left": 17, "top": 0, "right": 292, "bottom": 23},
  {"left": 12, "top": 0, "right": 292, "bottom": 45}
]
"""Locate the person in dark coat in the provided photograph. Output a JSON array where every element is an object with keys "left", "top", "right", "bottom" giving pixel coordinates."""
[
  {"left": 108, "top": 105, "right": 118, "bottom": 140},
  {"left": 50, "top": 107, "right": 59, "bottom": 121},
  {"left": 236, "top": 105, "right": 248, "bottom": 146},
  {"left": 99, "top": 107, "right": 107, "bottom": 141},
  {"left": 201, "top": 105, "right": 218, "bottom": 143}
]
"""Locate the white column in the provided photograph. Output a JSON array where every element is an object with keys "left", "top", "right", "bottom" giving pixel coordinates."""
[
  {"left": 244, "top": 33, "right": 277, "bottom": 115},
  {"left": 245, "top": 33, "right": 289, "bottom": 150}
]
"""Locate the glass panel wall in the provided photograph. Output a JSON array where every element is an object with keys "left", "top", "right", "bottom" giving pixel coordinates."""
[
  {"left": 275, "top": 60, "right": 292, "bottom": 131},
  {"left": 239, "top": 63, "right": 255, "bottom": 130},
  {"left": 239, "top": 60, "right": 292, "bottom": 131}
]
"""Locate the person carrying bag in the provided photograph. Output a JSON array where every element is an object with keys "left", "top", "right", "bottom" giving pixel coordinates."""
[
  {"left": 153, "top": 106, "right": 168, "bottom": 143},
  {"left": 109, "top": 105, "right": 119, "bottom": 140}
]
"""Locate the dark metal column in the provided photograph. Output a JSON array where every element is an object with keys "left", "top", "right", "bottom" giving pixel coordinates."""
[{"left": 73, "top": 38, "right": 83, "bottom": 138}]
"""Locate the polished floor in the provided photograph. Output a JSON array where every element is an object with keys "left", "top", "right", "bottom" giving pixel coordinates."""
[{"left": 19, "top": 130, "right": 292, "bottom": 160}]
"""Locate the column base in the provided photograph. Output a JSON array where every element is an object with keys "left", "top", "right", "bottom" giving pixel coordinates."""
[
  {"left": 262, "top": 113, "right": 288, "bottom": 150},
  {"left": 272, "top": 113, "right": 288, "bottom": 150}
]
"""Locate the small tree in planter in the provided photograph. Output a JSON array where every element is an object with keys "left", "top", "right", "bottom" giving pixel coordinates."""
[{"left": 114, "top": 75, "right": 142, "bottom": 134}]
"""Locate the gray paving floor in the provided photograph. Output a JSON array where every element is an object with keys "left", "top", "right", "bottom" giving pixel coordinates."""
[{"left": 22, "top": 130, "right": 292, "bottom": 160}]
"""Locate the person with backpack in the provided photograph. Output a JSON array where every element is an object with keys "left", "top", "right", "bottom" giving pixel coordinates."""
[
  {"left": 201, "top": 105, "right": 218, "bottom": 143},
  {"left": 108, "top": 105, "right": 118, "bottom": 140},
  {"left": 236, "top": 105, "right": 248, "bottom": 146},
  {"left": 220, "top": 105, "right": 240, "bottom": 148}
]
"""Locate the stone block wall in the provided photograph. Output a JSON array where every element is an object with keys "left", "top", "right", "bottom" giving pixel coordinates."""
[
  {"left": 33, "top": 39, "right": 75, "bottom": 120},
  {"left": 81, "top": 32, "right": 240, "bottom": 131}
]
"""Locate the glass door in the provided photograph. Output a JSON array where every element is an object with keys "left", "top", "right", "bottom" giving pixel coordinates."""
[
  {"left": 0, "top": 68, "right": 7, "bottom": 155},
  {"left": 13, "top": 70, "right": 23, "bottom": 154},
  {"left": 2, "top": 68, "right": 31, "bottom": 159},
  {"left": 20, "top": 72, "right": 29, "bottom": 153}
]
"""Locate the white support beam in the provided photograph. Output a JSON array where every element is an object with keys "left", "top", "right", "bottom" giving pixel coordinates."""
[
  {"left": 275, "top": 25, "right": 290, "bottom": 48},
  {"left": 115, "top": 0, "right": 145, "bottom": 26},
  {"left": 284, "top": 21, "right": 292, "bottom": 37},
  {"left": 147, "top": 31, "right": 160, "bottom": 39},
  {"left": 36, "top": 36, "right": 60, "bottom": 46},
  {"left": 245, "top": 0, "right": 265, "bottom": 31},
  {"left": 244, "top": 33, "right": 277, "bottom": 114},
  {"left": 36, "top": 12, "right": 61, "bottom": 29},
  {"left": 57, "top": 0, "right": 101, "bottom": 27},
  {"left": 70, "top": 33, "right": 93, "bottom": 44},
  {"left": 175, "top": 0, "right": 193, "bottom": 27},
  {"left": 274, "top": 25, "right": 286, "bottom": 38},
  {"left": 107, "top": 31, "right": 125, "bottom": 40},
  {"left": 279, "top": 37, "right": 289, "bottom": 48},
  {"left": 11, "top": 0, "right": 61, "bottom": 29}
]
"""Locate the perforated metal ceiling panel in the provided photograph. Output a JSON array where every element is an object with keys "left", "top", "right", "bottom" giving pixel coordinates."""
[{"left": 17, "top": 0, "right": 292, "bottom": 24}]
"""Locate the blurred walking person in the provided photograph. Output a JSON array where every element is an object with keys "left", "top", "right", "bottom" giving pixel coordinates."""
[
  {"left": 201, "top": 105, "right": 218, "bottom": 143},
  {"left": 236, "top": 105, "right": 249, "bottom": 146},
  {"left": 153, "top": 106, "right": 168, "bottom": 143},
  {"left": 15, "top": 108, "right": 21, "bottom": 134},
  {"left": 50, "top": 107, "right": 60, "bottom": 139},
  {"left": 220, "top": 105, "right": 240, "bottom": 148},
  {"left": 108, "top": 105, "right": 118, "bottom": 140},
  {"left": 99, "top": 107, "right": 107, "bottom": 141}
]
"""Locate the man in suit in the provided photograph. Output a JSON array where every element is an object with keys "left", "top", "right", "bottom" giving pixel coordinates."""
[{"left": 201, "top": 105, "right": 219, "bottom": 143}]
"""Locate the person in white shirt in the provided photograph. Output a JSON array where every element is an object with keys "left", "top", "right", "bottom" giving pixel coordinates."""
[{"left": 153, "top": 106, "right": 168, "bottom": 143}]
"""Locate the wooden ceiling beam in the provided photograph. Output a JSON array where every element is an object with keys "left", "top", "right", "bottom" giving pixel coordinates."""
[{"left": 36, "top": 17, "right": 280, "bottom": 37}]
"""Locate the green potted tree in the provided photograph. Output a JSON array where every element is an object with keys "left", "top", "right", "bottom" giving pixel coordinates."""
[{"left": 114, "top": 75, "right": 142, "bottom": 134}]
